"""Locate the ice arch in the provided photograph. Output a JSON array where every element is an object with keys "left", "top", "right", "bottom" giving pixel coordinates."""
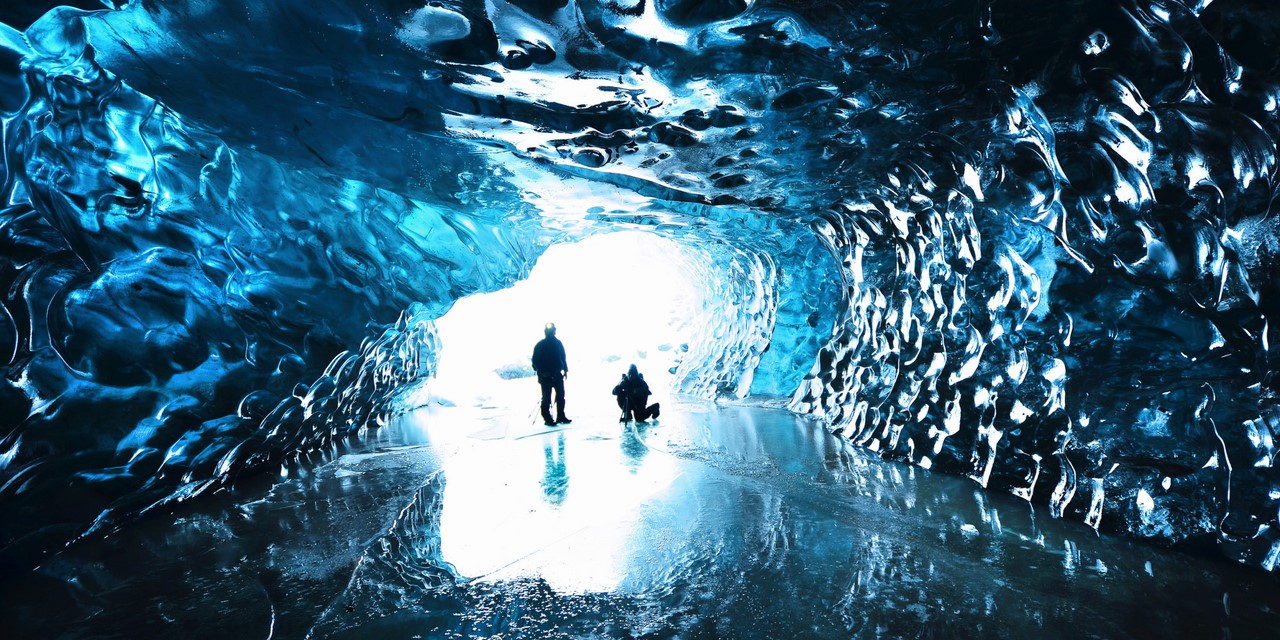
[
  {"left": 430, "top": 232, "right": 742, "bottom": 409},
  {"left": 431, "top": 231, "right": 837, "bottom": 410},
  {"left": 1, "top": 0, "right": 1279, "bottom": 572}
]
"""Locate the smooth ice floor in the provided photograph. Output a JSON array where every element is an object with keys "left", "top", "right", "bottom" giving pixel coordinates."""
[{"left": 5, "top": 398, "right": 1279, "bottom": 639}]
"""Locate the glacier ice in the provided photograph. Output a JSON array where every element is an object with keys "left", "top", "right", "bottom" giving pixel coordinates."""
[{"left": 1, "top": 0, "right": 1279, "bottom": 573}]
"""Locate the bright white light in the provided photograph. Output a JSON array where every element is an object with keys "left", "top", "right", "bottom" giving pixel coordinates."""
[{"left": 431, "top": 232, "right": 701, "bottom": 411}]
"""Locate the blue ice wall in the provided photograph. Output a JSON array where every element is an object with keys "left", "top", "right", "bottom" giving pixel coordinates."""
[{"left": 2, "top": 0, "right": 1280, "bottom": 571}]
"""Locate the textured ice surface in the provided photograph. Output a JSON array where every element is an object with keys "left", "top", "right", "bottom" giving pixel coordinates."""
[
  {"left": 1, "top": 0, "right": 1280, "bottom": 571},
  {"left": 4, "top": 402, "right": 1277, "bottom": 638}
]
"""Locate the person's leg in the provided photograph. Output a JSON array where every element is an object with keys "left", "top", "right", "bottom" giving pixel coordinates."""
[
  {"left": 553, "top": 377, "right": 569, "bottom": 423},
  {"left": 647, "top": 402, "right": 660, "bottom": 420},
  {"left": 539, "top": 378, "right": 555, "bottom": 425},
  {"left": 640, "top": 394, "right": 660, "bottom": 419}
]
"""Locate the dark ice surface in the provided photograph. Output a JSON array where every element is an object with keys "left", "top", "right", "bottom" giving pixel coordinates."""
[{"left": 5, "top": 399, "right": 1277, "bottom": 639}]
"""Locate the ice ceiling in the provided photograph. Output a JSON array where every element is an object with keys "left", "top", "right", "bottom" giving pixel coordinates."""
[{"left": 1, "top": 0, "right": 1279, "bottom": 571}]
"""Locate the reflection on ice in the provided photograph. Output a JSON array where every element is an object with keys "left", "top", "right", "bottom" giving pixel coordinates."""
[
  {"left": 316, "top": 401, "right": 1280, "bottom": 638},
  {"left": 435, "top": 418, "right": 681, "bottom": 595},
  {"left": 5, "top": 400, "right": 1279, "bottom": 638}
]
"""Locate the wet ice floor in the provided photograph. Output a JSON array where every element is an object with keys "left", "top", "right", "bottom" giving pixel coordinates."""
[{"left": 6, "top": 399, "right": 1280, "bottom": 639}]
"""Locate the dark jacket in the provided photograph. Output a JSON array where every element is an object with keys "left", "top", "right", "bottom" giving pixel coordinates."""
[
  {"left": 531, "top": 337, "right": 567, "bottom": 377},
  {"left": 613, "top": 374, "right": 650, "bottom": 402}
]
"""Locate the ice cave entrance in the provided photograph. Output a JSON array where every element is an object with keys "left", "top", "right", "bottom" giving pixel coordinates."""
[{"left": 430, "top": 232, "right": 701, "bottom": 413}]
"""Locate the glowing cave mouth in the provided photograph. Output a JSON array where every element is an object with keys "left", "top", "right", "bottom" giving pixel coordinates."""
[
  {"left": 429, "top": 228, "right": 818, "bottom": 412},
  {"left": 431, "top": 232, "right": 700, "bottom": 409}
]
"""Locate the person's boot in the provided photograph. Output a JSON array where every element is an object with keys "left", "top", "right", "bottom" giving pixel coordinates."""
[
  {"left": 542, "top": 412, "right": 556, "bottom": 426},
  {"left": 650, "top": 403, "right": 660, "bottom": 420},
  {"left": 557, "top": 415, "right": 572, "bottom": 425}
]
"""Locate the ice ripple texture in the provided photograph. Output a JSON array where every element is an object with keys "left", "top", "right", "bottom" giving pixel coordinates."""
[{"left": 1, "top": 0, "right": 1279, "bottom": 570}]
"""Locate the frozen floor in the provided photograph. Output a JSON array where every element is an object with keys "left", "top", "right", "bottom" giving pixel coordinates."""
[{"left": 5, "top": 398, "right": 1279, "bottom": 639}]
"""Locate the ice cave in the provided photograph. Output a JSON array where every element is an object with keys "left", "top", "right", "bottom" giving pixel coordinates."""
[{"left": 2, "top": 0, "right": 1280, "bottom": 637}]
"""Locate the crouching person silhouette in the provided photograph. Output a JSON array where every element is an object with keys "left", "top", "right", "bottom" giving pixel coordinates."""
[
  {"left": 613, "top": 364, "right": 660, "bottom": 423},
  {"left": 532, "top": 323, "right": 571, "bottom": 426}
]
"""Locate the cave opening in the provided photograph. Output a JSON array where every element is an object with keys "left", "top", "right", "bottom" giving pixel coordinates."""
[
  {"left": 4, "top": 0, "right": 1280, "bottom": 635},
  {"left": 430, "top": 230, "right": 726, "bottom": 415}
]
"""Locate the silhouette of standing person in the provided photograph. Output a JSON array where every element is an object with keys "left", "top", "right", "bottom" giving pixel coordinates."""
[{"left": 531, "top": 322, "right": 571, "bottom": 426}]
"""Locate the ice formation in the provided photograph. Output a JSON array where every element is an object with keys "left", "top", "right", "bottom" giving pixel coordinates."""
[{"left": 1, "top": 0, "right": 1278, "bottom": 571}]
